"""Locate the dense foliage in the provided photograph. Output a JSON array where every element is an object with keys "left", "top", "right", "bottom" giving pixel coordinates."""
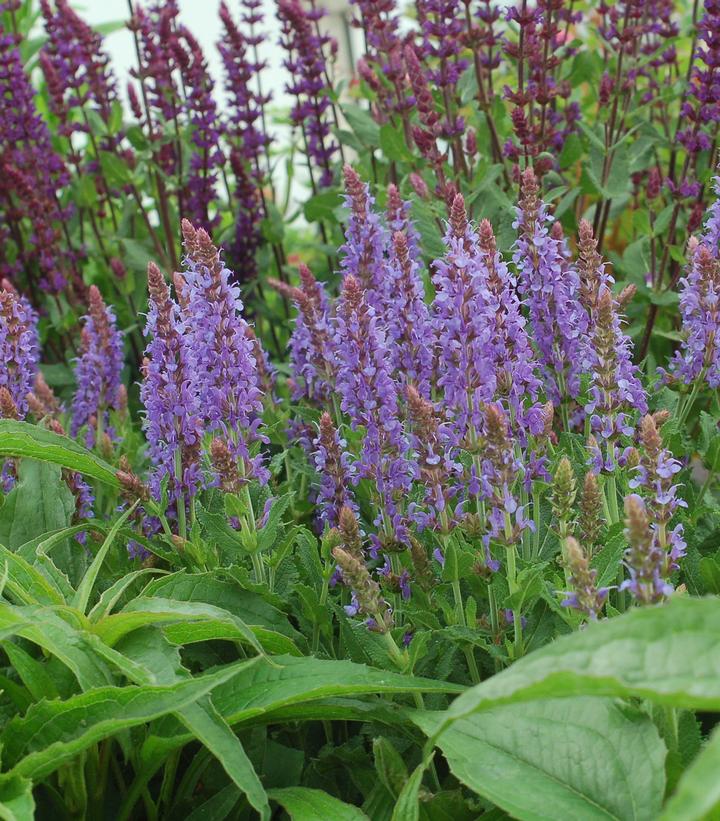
[{"left": 2, "top": 0, "right": 720, "bottom": 818}]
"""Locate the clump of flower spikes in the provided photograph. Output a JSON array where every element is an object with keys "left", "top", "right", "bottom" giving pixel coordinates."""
[
  {"left": 71, "top": 285, "right": 124, "bottom": 448},
  {"left": 39, "top": 0, "right": 118, "bottom": 135},
  {"left": 0, "top": 30, "right": 73, "bottom": 293},
  {"left": 140, "top": 219, "right": 270, "bottom": 512}
]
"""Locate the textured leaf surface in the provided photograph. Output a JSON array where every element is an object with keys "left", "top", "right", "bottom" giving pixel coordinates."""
[
  {"left": 418, "top": 699, "right": 665, "bottom": 821},
  {"left": 0, "top": 461, "right": 75, "bottom": 549},
  {"left": 439, "top": 598, "right": 720, "bottom": 730}
]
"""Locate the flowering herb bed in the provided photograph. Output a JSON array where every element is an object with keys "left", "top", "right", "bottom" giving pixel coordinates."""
[{"left": 2, "top": 0, "right": 720, "bottom": 818}]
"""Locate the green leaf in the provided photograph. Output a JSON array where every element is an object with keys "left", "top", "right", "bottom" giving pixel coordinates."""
[
  {"left": 0, "top": 421, "right": 120, "bottom": 487},
  {"left": 0, "top": 776, "right": 35, "bottom": 821},
  {"left": 374, "top": 737, "right": 409, "bottom": 798},
  {"left": 268, "top": 787, "right": 368, "bottom": 820},
  {"left": 257, "top": 492, "right": 294, "bottom": 553},
  {"left": 303, "top": 190, "right": 342, "bottom": 223},
  {"left": 342, "top": 104, "right": 380, "bottom": 147},
  {"left": 2, "top": 657, "right": 262, "bottom": 780},
  {"left": 0, "top": 460, "right": 75, "bottom": 550},
  {"left": 96, "top": 597, "right": 274, "bottom": 655},
  {"left": 141, "top": 571, "right": 299, "bottom": 641},
  {"left": 380, "top": 124, "right": 413, "bottom": 162},
  {"left": 660, "top": 723, "right": 720, "bottom": 819},
  {"left": 435, "top": 598, "right": 720, "bottom": 731},
  {"left": 419, "top": 698, "right": 664, "bottom": 821},
  {"left": 390, "top": 758, "right": 429, "bottom": 821}
]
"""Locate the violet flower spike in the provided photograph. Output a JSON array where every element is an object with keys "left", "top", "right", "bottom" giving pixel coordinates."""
[
  {"left": 276, "top": 0, "right": 338, "bottom": 188},
  {"left": 140, "top": 261, "right": 204, "bottom": 504},
  {"left": 333, "top": 275, "right": 412, "bottom": 543},
  {"left": 513, "top": 167, "right": 589, "bottom": 406},
  {"left": 313, "top": 412, "right": 357, "bottom": 529},
  {"left": 179, "top": 220, "right": 268, "bottom": 484},
  {"left": 71, "top": 285, "right": 124, "bottom": 448}
]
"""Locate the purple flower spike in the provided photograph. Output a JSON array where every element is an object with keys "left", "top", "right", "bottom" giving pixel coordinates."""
[
  {"left": 340, "top": 166, "right": 389, "bottom": 300},
  {"left": 431, "top": 194, "right": 495, "bottom": 439},
  {"left": 333, "top": 275, "right": 411, "bottom": 541},
  {"left": 140, "top": 261, "right": 203, "bottom": 504},
  {"left": 0, "top": 33, "right": 72, "bottom": 293},
  {"left": 667, "top": 238, "right": 720, "bottom": 387},
  {"left": 513, "top": 167, "right": 589, "bottom": 405},
  {"left": 313, "top": 412, "right": 356, "bottom": 528},
  {"left": 71, "top": 286, "right": 124, "bottom": 448},
  {"left": 179, "top": 29, "right": 224, "bottom": 232},
  {"left": 179, "top": 220, "right": 268, "bottom": 484}
]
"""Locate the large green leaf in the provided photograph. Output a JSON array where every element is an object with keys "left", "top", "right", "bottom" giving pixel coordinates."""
[
  {"left": 2, "top": 657, "right": 261, "bottom": 780},
  {"left": 417, "top": 698, "right": 665, "bottom": 821},
  {"left": 659, "top": 724, "right": 720, "bottom": 820},
  {"left": 436, "top": 598, "right": 720, "bottom": 734},
  {"left": 0, "top": 421, "right": 119, "bottom": 487},
  {"left": 0, "top": 461, "right": 75, "bottom": 549},
  {"left": 268, "top": 787, "right": 368, "bottom": 820},
  {"left": 211, "top": 655, "right": 464, "bottom": 726}
]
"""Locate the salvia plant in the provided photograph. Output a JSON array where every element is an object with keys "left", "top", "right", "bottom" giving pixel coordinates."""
[{"left": 2, "top": 0, "right": 720, "bottom": 819}]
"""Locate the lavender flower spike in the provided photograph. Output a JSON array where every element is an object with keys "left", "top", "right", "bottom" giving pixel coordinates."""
[
  {"left": 71, "top": 285, "right": 124, "bottom": 448},
  {"left": 140, "top": 261, "right": 203, "bottom": 503},
  {"left": 340, "top": 166, "right": 389, "bottom": 303},
  {"left": 513, "top": 168, "right": 589, "bottom": 405},
  {"left": 667, "top": 239, "right": 720, "bottom": 387},
  {"left": 333, "top": 275, "right": 411, "bottom": 542},
  {"left": 180, "top": 220, "right": 268, "bottom": 483},
  {"left": 313, "top": 412, "right": 356, "bottom": 528}
]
